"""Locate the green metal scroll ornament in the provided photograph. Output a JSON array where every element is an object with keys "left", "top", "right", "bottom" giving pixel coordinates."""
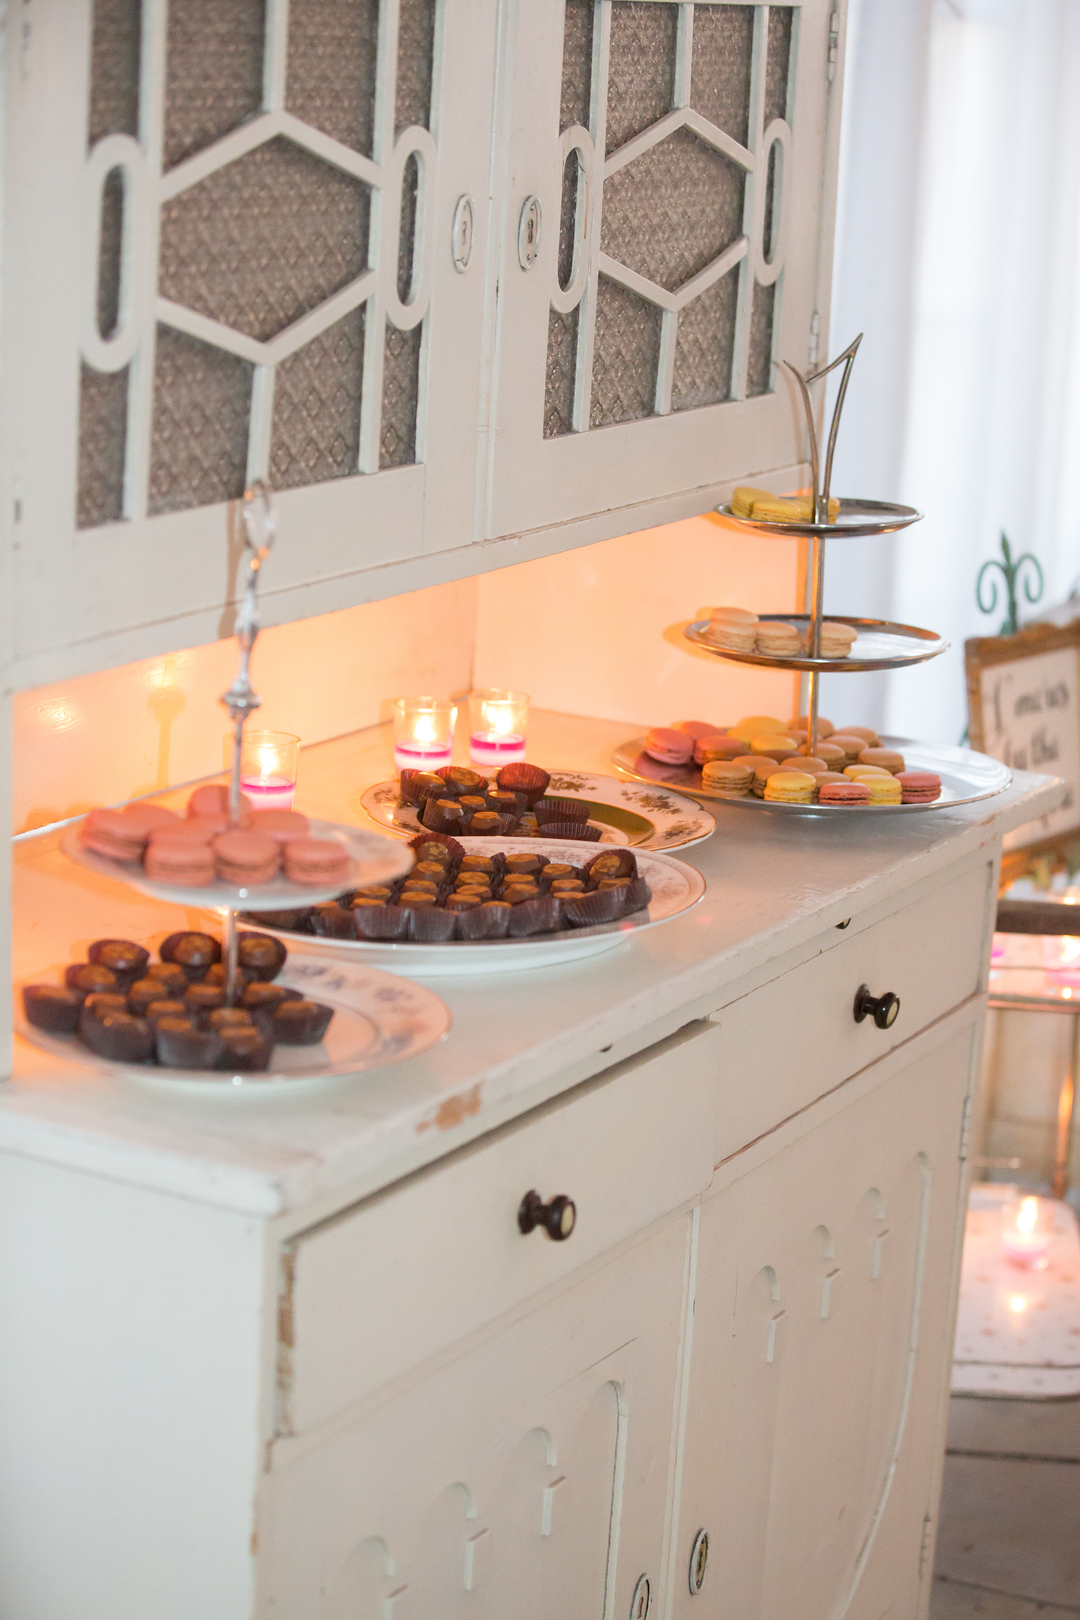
[{"left": 976, "top": 532, "right": 1043, "bottom": 636}]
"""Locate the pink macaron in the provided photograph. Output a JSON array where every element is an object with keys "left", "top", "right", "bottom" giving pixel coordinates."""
[
  {"left": 80, "top": 807, "right": 146, "bottom": 862},
  {"left": 144, "top": 833, "right": 216, "bottom": 886},
  {"left": 122, "top": 803, "right": 182, "bottom": 838},
  {"left": 188, "top": 784, "right": 253, "bottom": 820},
  {"left": 818, "top": 779, "right": 870, "bottom": 806},
  {"left": 673, "top": 720, "right": 721, "bottom": 741},
  {"left": 644, "top": 727, "right": 694, "bottom": 766},
  {"left": 212, "top": 830, "right": 280, "bottom": 886},
  {"left": 282, "top": 837, "right": 352, "bottom": 887},
  {"left": 895, "top": 770, "right": 942, "bottom": 804},
  {"left": 245, "top": 809, "right": 311, "bottom": 845}
]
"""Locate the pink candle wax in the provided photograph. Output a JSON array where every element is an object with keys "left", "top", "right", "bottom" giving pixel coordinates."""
[
  {"left": 240, "top": 775, "right": 296, "bottom": 811},
  {"left": 469, "top": 731, "right": 527, "bottom": 768},
  {"left": 394, "top": 741, "right": 453, "bottom": 771}
]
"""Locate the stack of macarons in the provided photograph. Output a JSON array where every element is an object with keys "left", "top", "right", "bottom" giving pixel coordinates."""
[
  {"left": 79, "top": 784, "right": 354, "bottom": 888},
  {"left": 704, "top": 607, "right": 859, "bottom": 660},
  {"left": 642, "top": 716, "right": 942, "bottom": 807}
]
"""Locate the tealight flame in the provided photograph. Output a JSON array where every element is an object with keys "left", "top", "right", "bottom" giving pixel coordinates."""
[
  {"left": 413, "top": 713, "right": 437, "bottom": 745},
  {"left": 1009, "top": 1294, "right": 1028, "bottom": 1313},
  {"left": 484, "top": 702, "right": 514, "bottom": 737},
  {"left": 257, "top": 743, "right": 279, "bottom": 780},
  {"left": 1017, "top": 1197, "right": 1039, "bottom": 1234}
]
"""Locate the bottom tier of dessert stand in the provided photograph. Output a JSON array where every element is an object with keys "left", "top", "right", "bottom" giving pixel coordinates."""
[{"left": 613, "top": 736, "right": 1012, "bottom": 816}]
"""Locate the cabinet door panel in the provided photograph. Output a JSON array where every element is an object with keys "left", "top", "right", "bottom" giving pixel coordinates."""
[
  {"left": 261, "top": 1215, "right": 691, "bottom": 1620},
  {"left": 6, "top": 0, "right": 497, "bottom": 684},
  {"left": 487, "top": 0, "right": 840, "bottom": 538},
  {"left": 672, "top": 1015, "right": 975, "bottom": 1620}
]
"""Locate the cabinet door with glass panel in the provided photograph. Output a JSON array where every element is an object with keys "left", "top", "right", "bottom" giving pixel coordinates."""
[
  {"left": 5, "top": 0, "right": 497, "bottom": 684},
  {"left": 486, "top": 0, "right": 842, "bottom": 539}
]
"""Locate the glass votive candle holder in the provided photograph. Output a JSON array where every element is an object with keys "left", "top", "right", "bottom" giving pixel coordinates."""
[
  {"left": 1000, "top": 1194, "right": 1053, "bottom": 1269},
  {"left": 223, "top": 730, "right": 300, "bottom": 811},
  {"left": 393, "top": 697, "right": 457, "bottom": 772},
  {"left": 468, "top": 689, "right": 529, "bottom": 769}
]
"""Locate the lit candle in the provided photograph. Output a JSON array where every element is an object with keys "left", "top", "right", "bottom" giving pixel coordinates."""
[
  {"left": 227, "top": 730, "right": 300, "bottom": 811},
  {"left": 393, "top": 698, "right": 457, "bottom": 772},
  {"left": 1001, "top": 1195, "right": 1052, "bottom": 1269},
  {"left": 468, "top": 689, "right": 529, "bottom": 769}
]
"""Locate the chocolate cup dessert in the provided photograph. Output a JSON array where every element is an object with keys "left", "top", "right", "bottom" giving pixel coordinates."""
[
  {"left": 87, "top": 939, "right": 150, "bottom": 989},
  {"left": 236, "top": 931, "right": 287, "bottom": 980},
  {"left": 216, "top": 1027, "right": 273, "bottom": 1071},
  {"left": 586, "top": 849, "right": 638, "bottom": 882},
  {"left": 542, "top": 821, "right": 602, "bottom": 842},
  {"left": 508, "top": 897, "right": 562, "bottom": 938},
  {"left": 351, "top": 903, "right": 411, "bottom": 941},
  {"left": 22, "top": 984, "right": 82, "bottom": 1034},
  {"left": 270, "top": 999, "right": 334, "bottom": 1046},
  {"left": 159, "top": 931, "right": 222, "bottom": 981},
  {"left": 64, "top": 963, "right": 119, "bottom": 999},
  {"left": 154, "top": 1018, "right": 224, "bottom": 1070},
  {"left": 534, "top": 798, "right": 590, "bottom": 824},
  {"left": 80, "top": 1010, "right": 154, "bottom": 1064},
  {"left": 408, "top": 907, "right": 458, "bottom": 943},
  {"left": 310, "top": 903, "right": 355, "bottom": 939},
  {"left": 495, "top": 763, "right": 551, "bottom": 804}
]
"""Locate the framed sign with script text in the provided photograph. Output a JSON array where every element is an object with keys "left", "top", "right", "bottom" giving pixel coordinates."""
[{"left": 966, "top": 620, "right": 1080, "bottom": 863}]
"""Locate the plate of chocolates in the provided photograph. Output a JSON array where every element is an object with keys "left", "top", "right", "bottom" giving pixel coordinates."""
[
  {"left": 241, "top": 834, "right": 707, "bottom": 976},
  {"left": 16, "top": 928, "right": 451, "bottom": 1085},
  {"left": 63, "top": 784, "right": 412, "bottom": 907},
  {"left": 357, "top": 760, "right": 715, "bottom": 852}
]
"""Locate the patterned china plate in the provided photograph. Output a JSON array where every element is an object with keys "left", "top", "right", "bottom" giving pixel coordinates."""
[
  {"left": 355, "top": 772, "right": 714, "bottom": 851},
  {"left": 15, "top": 955, "right": 450, "bottom": 1089},
  {"left": 249, "top": 837, "right": 707, "bottom": 976}
]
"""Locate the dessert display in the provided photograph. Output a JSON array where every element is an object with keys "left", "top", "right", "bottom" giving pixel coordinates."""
[
  {"left": 632, "top": 712, "right": 950, "bottom": 808},
  {"left": 21, "top": 931, "right": 335, "bottom": 1071},
  {"left": 244, "top": 833, "right": 653, "bottom": 944},
  {"left": 77, "top": 787, "right": 351, "bottom": 889},
  {"left": 731, "top": 486, "right": 840, "bottom": 524},
  {"left": 394, "top": 761, "right": 608, "bottom": 842}
]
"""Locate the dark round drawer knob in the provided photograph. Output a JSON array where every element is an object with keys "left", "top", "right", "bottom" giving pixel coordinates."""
[
  {"left": 854, "top": 984, "right": 900, "bottom": 1030},
  {"left": 517, "top": 1189, "right": 576, "bottom": 1241}
]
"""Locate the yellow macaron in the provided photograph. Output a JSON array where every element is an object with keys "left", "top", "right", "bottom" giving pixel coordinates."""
[
  {"left": 751, "top": 733, "right": 800, "bottom": 756},
  {"left": 729, "top": 715, "right": 787, "bottom": 742},
  {"left": 764, "top": 771, "right": 816, "bottom": 803},
  {"left": 844, "top": 764, "right": 891, "bottom": 780},
  {"left": 865, "top": 775, "right": 902, "bottom": 805}
]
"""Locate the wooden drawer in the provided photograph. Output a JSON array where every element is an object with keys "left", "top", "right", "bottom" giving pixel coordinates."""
[
  {"left": 279, "top": 1020, "right": 718, "bottom": 1436},
  {"left": 711, "top": 862, "right": 993, "bottom": 1162}
]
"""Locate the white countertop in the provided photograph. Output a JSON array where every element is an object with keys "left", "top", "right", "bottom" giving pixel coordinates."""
[{"left": 3, "top": 713, "right": 1063, "bottom": 1223}]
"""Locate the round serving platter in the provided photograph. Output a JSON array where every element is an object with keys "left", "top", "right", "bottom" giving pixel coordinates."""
[
  {"left": 612, "top": 736, "right": 1012, "bottom": 816},
  {"left": 61, "top": 817, "right": 412, "bottom": 910},
  {"left": 355, "top": 771, "right": 715, "bottom": 852},
  {"left": 685, "top": 615, "right": 949, "bottom": 673},
  {"left": 15, "top": 956, "right": 451, "bottom": 1089},
  {"left": 244, "top": 837, "right": 707, "bottom": 976},
  {"left": 715, "top": 496, "right": 923, "bottom": 539}
]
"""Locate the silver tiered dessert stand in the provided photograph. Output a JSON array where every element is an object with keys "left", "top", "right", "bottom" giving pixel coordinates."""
[
  {"left": 60, "top": 482, "right": 412, "bottom": 1002},
  {"left": 615, "top": 337, "right": 1013, "bottom": 813}
]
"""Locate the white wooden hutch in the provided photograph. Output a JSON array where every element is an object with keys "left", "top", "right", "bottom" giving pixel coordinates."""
[{"left": 1, "top": 4, "right": 1056, "bottom": 1618}]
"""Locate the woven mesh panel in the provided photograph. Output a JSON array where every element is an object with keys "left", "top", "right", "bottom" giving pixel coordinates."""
[
  {"left": 149, "top": 327, "right": 252, "bottom": 514},
  {"left": 764, "top": 7, "right": 794, "bottom": 125},
  {"left": 163, "top": 0, "right": 264, "bottom": 171},
  {"left": 545, "top": 308, "right": 579, "bottom": 439},
  {"left": 591, "top": 277, "right": 661, "bottom": 426},
  {"left": 747, "top": 282, "right": 775, "bottom": 397},
  {"left": 285, "top": 0, "right": 379, "bottom": 155},
  {"left": 158, "top": 137, "right": 371, "bottom": 343},
  {"left": 88, "top": 0, "right": 141, "bottom": 145},
  {"left": 396, "top": 0, "right": 436, "bottom": 132},
  {"left": 606, "top": 3, "right": 676, "bottom": 156},
  {"left": 601, "top": 126, "right": 744, "bottom": 293},
  {"left": 270, "top": 306, "right": 365, "bottom": 489},
  {"left": 381, "top": 324, "right": 421, "bottom": 466},
  {"left": 690, "top": 5, "right": 754, "bottom": 147},
  {"left": 78, "top": 367, "right": 129, "bottom": 528},
  {"left": 561, "top": 0, "right": 595, "bottom": 130},
  {"left": 671, "top": 271, "right": 737, "bottom": 411}
]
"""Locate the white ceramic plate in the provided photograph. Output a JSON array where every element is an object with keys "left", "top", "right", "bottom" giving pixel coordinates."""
[
  {"left": 246, "top": 837, "right": 707, "bottom": 976},
  {"left": 15, "top": 956, "right": 450, "bottom": 1088},
  {"left": 61, "top": 817, "right": 412, "bottom": 909},
  {"left": 355, "top": 771, "right": 715, "bottom": 851},
  {"left": 613, "top": 735, "right": 1012, "bottom": 814}
]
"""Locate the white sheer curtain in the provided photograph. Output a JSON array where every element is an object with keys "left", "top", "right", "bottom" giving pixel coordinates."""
[{"left": 824, "top": 0, "right": 1080, "bottom": 744}]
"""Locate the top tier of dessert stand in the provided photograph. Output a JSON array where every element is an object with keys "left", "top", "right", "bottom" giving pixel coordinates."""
[{"left": 60, "top": 483, "right": 412, "bottom": 1004}]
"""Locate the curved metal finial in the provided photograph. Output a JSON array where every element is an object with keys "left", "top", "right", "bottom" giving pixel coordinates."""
[
  {"left": 976, "top": 531, "right": 1043, "bottom": 636},
  {"left": 781, "top": 332, "right": 863, "bottom": 523}
]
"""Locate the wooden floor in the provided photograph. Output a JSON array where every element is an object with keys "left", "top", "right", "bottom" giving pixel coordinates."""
[{"left": 930, "top": 1395, "right": 1080, "bottom": 1616}]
